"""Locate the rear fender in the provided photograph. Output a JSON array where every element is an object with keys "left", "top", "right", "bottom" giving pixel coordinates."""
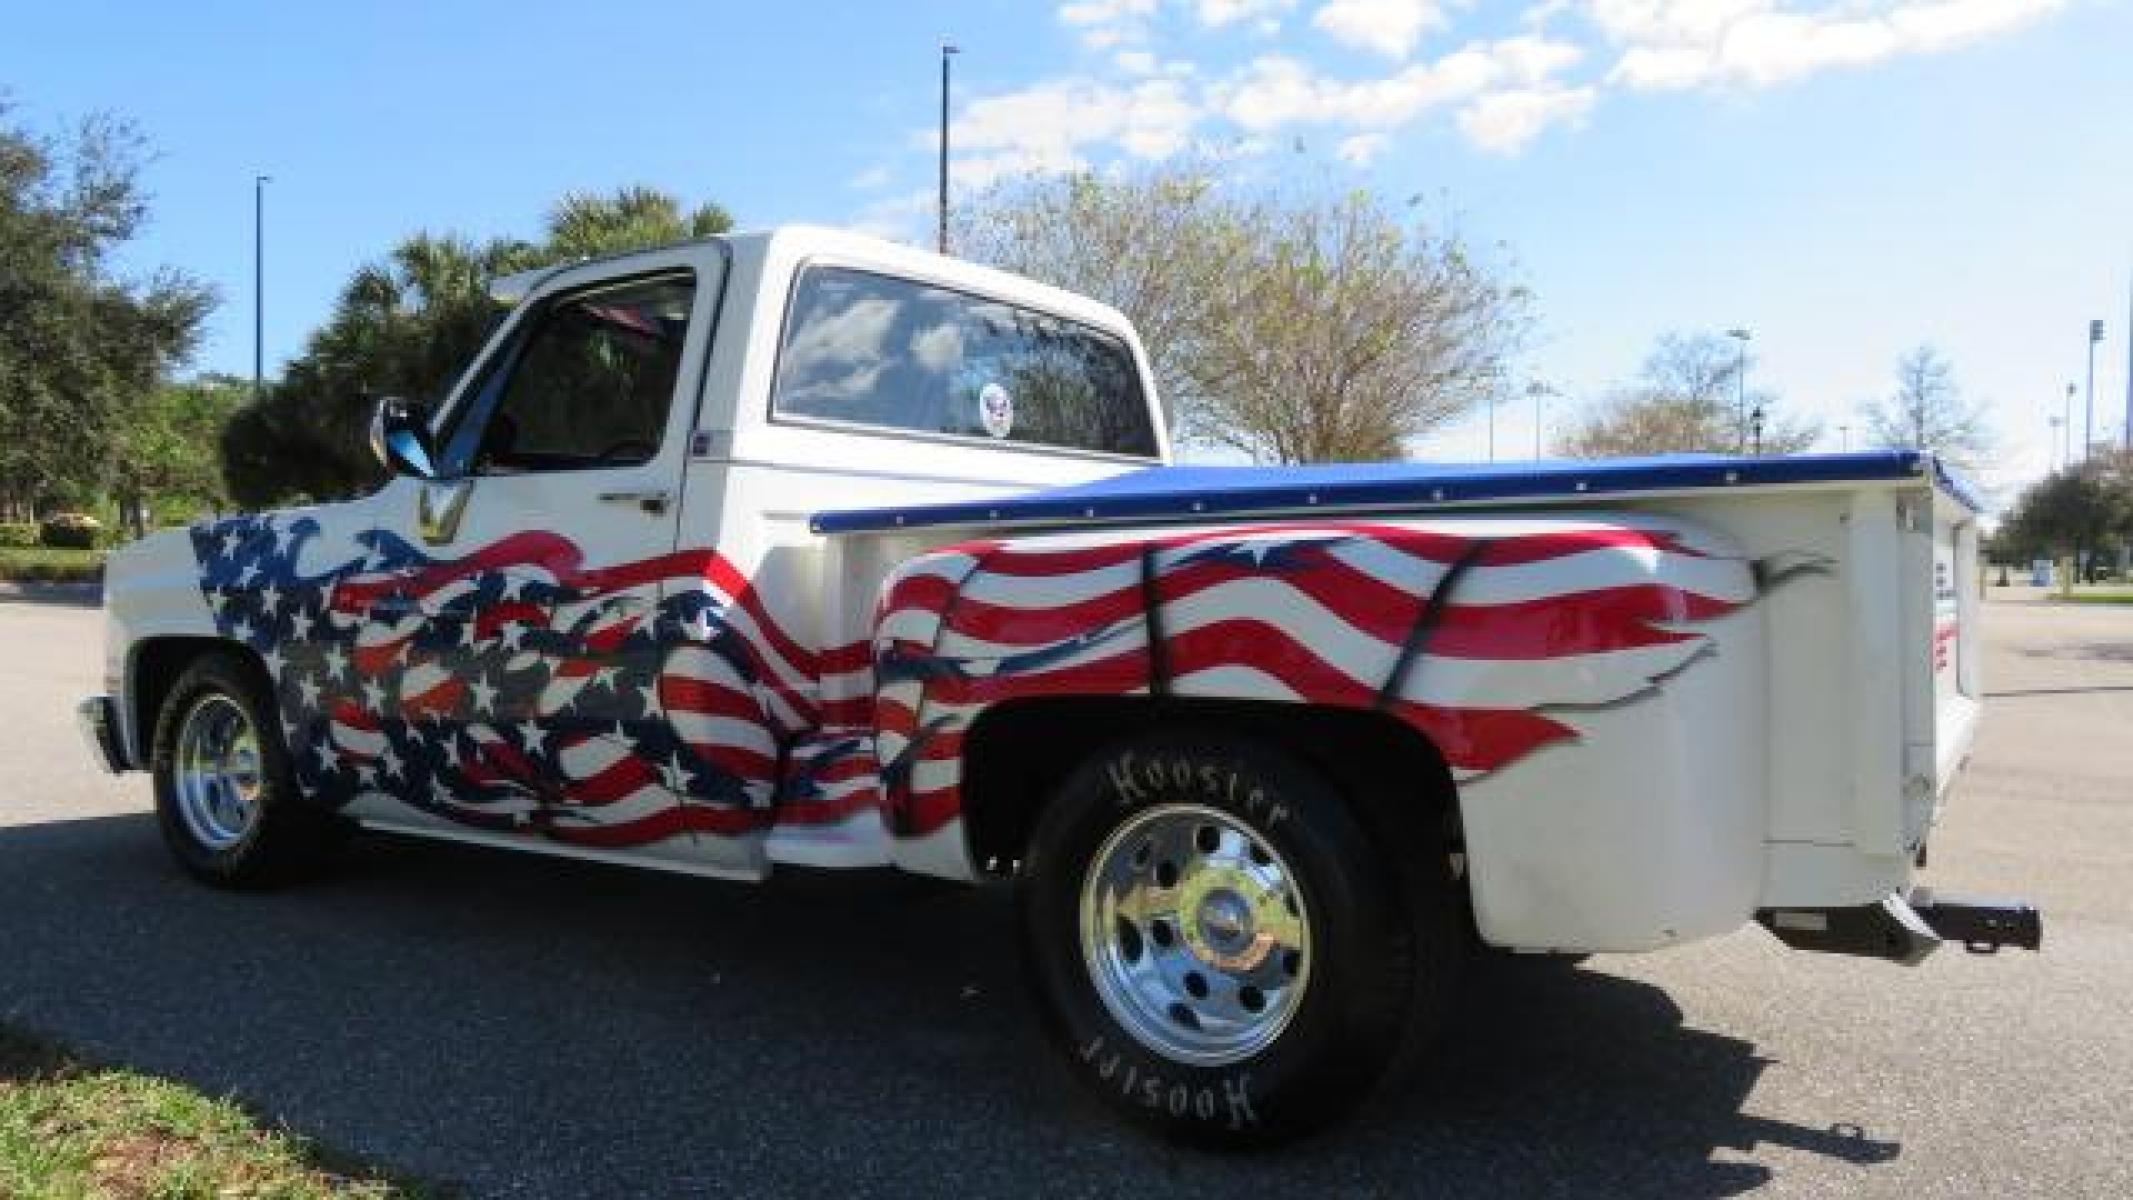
[{"left": 868, "top": 514, "right": 1770, "bottom": 946}]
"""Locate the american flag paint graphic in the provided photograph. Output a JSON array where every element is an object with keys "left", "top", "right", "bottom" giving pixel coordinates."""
[
  {"left": 192, "top": 511, "right": 1758, "bottom": 851},
  {"left": 190, "top": 515, "right": 868, "bottom": 846},
  {"left": 872, "top": 519, "right": 1758, "bottom": 838}
]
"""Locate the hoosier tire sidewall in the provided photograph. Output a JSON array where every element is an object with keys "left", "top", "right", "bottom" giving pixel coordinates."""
[{"left": 1019, "top": 732, "right": 1412, "bottom": 1145}]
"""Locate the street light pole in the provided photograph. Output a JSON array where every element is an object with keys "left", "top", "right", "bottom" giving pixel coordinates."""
[
  {"left": 1726, "top": 328, "right": 1751, "bottom": 452},
  {"left": 1527, "top": 380, "right": 1551, "bottom": 459},
  {"left": 937, "top": 42, "right": 959, "bottom": 256},
  {"left": 253, "top": 174, "right": 270, "bottom": 405},
  {"left": 2087, "top": 319, "right": 2104, "bottom": 464},
  {"left": 2065, "top": 382, "right": 2077, "bottom": 468},
  {"left": 1486, "top": 391, "right": 1496, "bottom": 462},
  {"left": 2049, "top": 415, "right": 2064, "bottom": 468},
  {"left": 1839, "top": 423, "right": 1850, "bottom": 452}
]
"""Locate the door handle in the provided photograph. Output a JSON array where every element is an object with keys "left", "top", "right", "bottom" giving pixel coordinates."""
[{"left": 599, "top": 489, "right": 670, "bottom": 515}]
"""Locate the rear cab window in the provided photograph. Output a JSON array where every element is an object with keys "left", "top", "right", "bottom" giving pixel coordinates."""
[{"left": 771, "top": 265, "right": 1158, "bottom": 460}]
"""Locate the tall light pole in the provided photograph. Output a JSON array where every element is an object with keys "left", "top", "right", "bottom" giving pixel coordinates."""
[
  {"left": 2065, "top": 382, "right": 2077, "bottom": 468},
  {"left": 2124, "top": 273, "right": 2132, "bottom": 453},
  {"left": 1486, "top": 390, "right": 1497, "bottom": 462},
  {"left": 1726, "top": 327, "right": 1751, "bottom": 452},
  {"left": 2049, "top": 414, "right": 2064, "bottom": 468},
  {"left": 2086, "top": 319, "right": 2104, "bottom": 463},
  {"left": 1527, "top": 380, "right": 1553, "bottom": 459},
  {"left": 1839, "top": 423, "right": 1850, "bottom": 452},
  {"left": 937, "top": 42, "right": 959, "bottom": 256},
  {"left": 253, "top": 174, "right": 270, "bottom": 404}
]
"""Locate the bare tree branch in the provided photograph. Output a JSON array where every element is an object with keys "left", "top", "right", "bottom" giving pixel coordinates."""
[{"left": 957, "top": 166, "right": 1527, "bottom": 463}]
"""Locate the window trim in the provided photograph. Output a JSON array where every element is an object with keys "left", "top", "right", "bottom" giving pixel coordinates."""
[
  {"left": 764, "top": 260, "right": 1162, "bottom": 465},
  {"left": 434, "top": 266, "right": 701, "bottom": 478}
]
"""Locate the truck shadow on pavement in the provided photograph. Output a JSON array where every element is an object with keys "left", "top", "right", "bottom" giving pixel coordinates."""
[{"left": 0, "top": 813, "right": 1897, "bottom": 1198}]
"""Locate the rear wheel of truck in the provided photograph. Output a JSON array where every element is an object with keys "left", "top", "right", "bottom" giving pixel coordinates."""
[
  {"left": 1019, "top": 730, "right": 1441, "bottom": 1147},
  {"left": 151, "top": 652, "right": 343, "bottom": 888}
]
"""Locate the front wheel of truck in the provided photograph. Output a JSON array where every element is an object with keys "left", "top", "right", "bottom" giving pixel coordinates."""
[
  {"left": 151, "top": 651, "right": 344, "bottom": 888},
  {"left": 1019, "top": 730, "right": 1437, "bottom": 1147}
]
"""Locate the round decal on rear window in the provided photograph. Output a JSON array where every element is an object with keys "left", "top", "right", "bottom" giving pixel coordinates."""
[{"left": 979, "top": 382, "right": 1014, "bottom": 439}]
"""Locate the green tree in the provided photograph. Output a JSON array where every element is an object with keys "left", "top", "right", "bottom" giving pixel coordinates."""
[
  {"left": 959, "top": 165, "right": 1528, "bottom": 463},
  {"left": 1996, "top": 449, "right": 2133, "bottom": 588},
  {"left": 223, "top": 187, "right": 732, "bottom": 508},
  {"left": 110, "top": 374, "right": 248, "bottom": 534},
  {"left": 1555, "top": 332, "right": 1819, "bottom": 458},
  {"left": 0, "top": 104, "right": 214, "bottom": 519}
]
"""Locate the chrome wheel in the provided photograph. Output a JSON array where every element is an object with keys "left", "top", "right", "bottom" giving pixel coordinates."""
[
  {"left": 173, "top": 693, "right": 263, "bottom": 852},
  {"left": 1079, "top": 803, "right": 1312, "bottom": 1066}
]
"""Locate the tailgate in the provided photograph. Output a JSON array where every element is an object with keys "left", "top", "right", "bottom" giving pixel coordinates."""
[{"left": 1917, "top": 494, "right": 1983, "bottom": 829}]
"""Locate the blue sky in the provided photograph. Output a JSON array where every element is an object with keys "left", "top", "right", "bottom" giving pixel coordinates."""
[{"left": 5, "top": 0, "right": 2128, "bottom": 500}]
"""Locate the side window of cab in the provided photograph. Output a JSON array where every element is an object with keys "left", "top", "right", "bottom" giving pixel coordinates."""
[{"left": 438, "top": 272, "right": 696, "bottom": 475}]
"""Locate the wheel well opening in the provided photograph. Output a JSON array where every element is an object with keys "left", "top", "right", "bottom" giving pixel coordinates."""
[
  {"left": 131, "top": 637, "right": 269, "bottom": 756},
  {"left": 960, "top": 696, "right": 1461, "bottom": 878}
]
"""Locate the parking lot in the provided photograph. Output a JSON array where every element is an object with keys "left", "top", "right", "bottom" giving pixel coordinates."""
[{"left": 2, "top": 589, "right": 2128, "bottom": 1198}]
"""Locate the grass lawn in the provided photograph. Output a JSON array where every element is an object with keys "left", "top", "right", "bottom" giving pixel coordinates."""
[
  {"left": 0, "top": 1025, "right": 416, "bottom": 1198},
  {"left": 0, "top": 545, "right": 104, "bottom": 584},
  {"left": 2060, "top": 589, "right": 2133, "bottom": 605}
]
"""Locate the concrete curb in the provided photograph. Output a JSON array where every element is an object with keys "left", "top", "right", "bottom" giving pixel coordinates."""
[{"left": 0, "top": 580, "right": 103, "bottom": 607}]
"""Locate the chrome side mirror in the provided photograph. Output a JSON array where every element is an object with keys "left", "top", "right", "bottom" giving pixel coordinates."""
[{"left": 368, "top": 396, "right": 437, "bottom": 479}]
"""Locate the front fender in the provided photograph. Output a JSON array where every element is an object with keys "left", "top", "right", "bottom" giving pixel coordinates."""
[{"left": 103, "top": 529, "right": 221, "bottom": 765}]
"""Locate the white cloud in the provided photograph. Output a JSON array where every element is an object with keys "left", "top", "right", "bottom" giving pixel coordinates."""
[
  {"left": 1592, "top": 0, "right": 2066, "bottom": 91},
  {"left": 845, "top": 188, "right": 934, "bottom": 243},
  {"left": 1217, "top": 36, "right": 1582, "bottom": 130},
  {"left": 939, "top": 75, "right": 1207, "bottom": 191},
  {"left": 847, "top": 165, "right": 893, "bottom": 191},
  {"left": 1058, "top": 0, "right": 1160, "bottom": 47},
  {"left": 1492, "top": 33, "right": 1586, "bottom": 81},
  {"left": 1219, "top": 52, "right": 1478, "bottom": 128},
  {"left": 1199, "top": 0, "right": 1298, "bottom": 27},
  {"left": 1891, "top": 0, "right": 2061, "bottom": 49},
  {"left": 953, "top": 148, "right": 1089, "bottom": 192},
  {"left": 1059, "top": 0, "right": 1158, "bottom": 25},
  {"left": 1311, "top": 0, "right": 1449, "bottom": 59},
  {"left": 876, "top": 0, "right": 2061, "bottom": 217},
  {"left": 1336, "top": 131, "right": 1391, "bottom": 163},
  {"left": 1457, "top": 85, "right": 1598, "bottom": 152}
]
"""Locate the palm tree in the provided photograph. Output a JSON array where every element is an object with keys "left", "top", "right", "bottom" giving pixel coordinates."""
[
  {"left": 545, "top": 186, "right": 733, "bottom": 260},
  {"left": 224, "top": 187, "right": 733, "bottom": 508}
]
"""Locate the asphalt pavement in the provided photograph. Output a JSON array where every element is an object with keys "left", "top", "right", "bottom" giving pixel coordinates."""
[{"left": 1, "top": 587, "right": 2127, "bottom": 1198}]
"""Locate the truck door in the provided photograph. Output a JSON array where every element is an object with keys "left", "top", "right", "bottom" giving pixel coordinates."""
[{"left": 349, "top": 244, "right": 755, "bottom": 872}]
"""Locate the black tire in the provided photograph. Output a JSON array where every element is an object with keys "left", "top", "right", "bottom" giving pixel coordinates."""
[
  {"left": 151, "top": 650, "right": 345, "bottom": 888},
  {"left": 1019, "top": 729, "right": 1451, "bottom": 1147}
]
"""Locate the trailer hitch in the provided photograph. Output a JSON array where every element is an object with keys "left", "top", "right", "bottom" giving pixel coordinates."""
[
  {"left": 1909, "top": 888, "right": 2043, "bottom": 955},
  {"left": 1756, "top": 889, "right": 2042, "bottom": 964}
]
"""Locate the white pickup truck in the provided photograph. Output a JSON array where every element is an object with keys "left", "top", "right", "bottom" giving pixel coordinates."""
[{"left": 79, "top": 226, "right": 2037, "bottom": 1144}]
